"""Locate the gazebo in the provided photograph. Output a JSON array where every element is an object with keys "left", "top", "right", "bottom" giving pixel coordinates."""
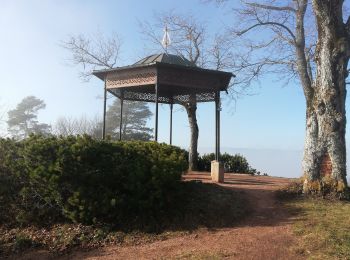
[{"left": 93, "top": 53, "right": 233, "bottom": 182}]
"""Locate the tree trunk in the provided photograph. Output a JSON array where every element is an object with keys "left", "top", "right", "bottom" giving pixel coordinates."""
[
  {"left": 303, "top": 0, "right": 349, "bottom": 193},
  {"left": 185, "top": 95, "right": 199, "bottom": 171},
  {"left": 122, "top": 116, "right": 127, "bottom": 139}
]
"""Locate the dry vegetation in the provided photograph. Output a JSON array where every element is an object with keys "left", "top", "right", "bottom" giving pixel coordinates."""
[
  {"left": 284, "top": 199, "right": 350, "bottom": 259},
  {"left": 278, "top": 181, "right": 350, "bottom": 259}
]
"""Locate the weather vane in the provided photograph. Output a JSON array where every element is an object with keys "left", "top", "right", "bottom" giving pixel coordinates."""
[{"left": 162, "top": 25, "right": 171, "bottom": 53}]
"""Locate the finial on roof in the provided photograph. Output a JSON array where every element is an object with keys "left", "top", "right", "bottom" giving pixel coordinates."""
[{"left": 162, "top": 25, "right": 171, "bottom": 53}]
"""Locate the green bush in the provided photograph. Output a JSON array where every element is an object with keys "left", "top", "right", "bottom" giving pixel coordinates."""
[
  {"left": 0, "top": 138, "right": 24, "bottom": 224},
  {"left": 197, "top": 152, "right": 256, "bottom": 174},
  {"left": 197, "top": 153, "right": 215, "bottom": 171},
  {"left": 0, "top": 135, "right": 187, "bottom": 227}
]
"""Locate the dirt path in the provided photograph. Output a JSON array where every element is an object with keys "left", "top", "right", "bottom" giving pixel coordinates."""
[{"left": 60, "top": 173, "right": 303, "bottom": 260}]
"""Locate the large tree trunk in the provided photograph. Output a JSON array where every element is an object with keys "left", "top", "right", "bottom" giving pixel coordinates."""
[
  {"left": 185, "top": 95, "right": 199, "bottom": 171},
  {"left": 303, "top": 0, "right": 349, "bottom": 193}
]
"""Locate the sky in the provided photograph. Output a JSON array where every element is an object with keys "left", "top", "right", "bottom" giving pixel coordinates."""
[{"left": 0, "top": 0, "right": 348, "bottom": 179}]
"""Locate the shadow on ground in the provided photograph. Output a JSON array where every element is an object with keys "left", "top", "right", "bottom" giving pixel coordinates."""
[
  {"left": 182, "top": 172, "right": 305, "bottom": 229},
  {"left": 5, "top": 172, "right": 306, "bottom": 260}
]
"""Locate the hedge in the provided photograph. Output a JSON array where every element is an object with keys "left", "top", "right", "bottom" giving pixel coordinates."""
[
  {"left": 197, "top": 153, "right": 256, "bottom": 174},
  {"left": 0, "top": 135, "right": 187, "bottom": 227}
]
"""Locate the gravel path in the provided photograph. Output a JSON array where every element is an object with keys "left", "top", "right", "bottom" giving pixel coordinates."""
[{"left": 61, "top": 173, "right": 304, "bottom": 260}]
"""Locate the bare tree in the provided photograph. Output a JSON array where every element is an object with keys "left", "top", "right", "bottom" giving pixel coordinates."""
[
  {"left": 0, "top": 101, "right": 8, "bottom": 137},
  {"left": 54, "top": 102, "right": 154, "bottom": 141},
  {"left": 61, "top": 32, "right": 122, "bottom": 138},
  {"left": 140, "top": 11, "right": 236, "bottom": 170},
  {"left": 61, "top": 31, "right": 163, "bottom": 143},
  {"left": 140, "top": 12, "right": 206, "bottom": 65},
  {"left": 53, "top": 115, "right": 102, "bottom": 138},
  {"left": 61, "top": 32, "right": 122, "bottom": 81},
  {"left": 212, "top": 0, "right": 349, "bottom": 193}
]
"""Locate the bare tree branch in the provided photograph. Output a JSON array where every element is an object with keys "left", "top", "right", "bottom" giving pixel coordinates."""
[
  {"left": 246, "top": 2, "right": 296, "bottom": 12},
  {"left": 139, "top": 11, "right": 206, "bottom": 66},
  {"left": 294, "top": 0, "right": 313, "bottom": 101},
  {"left": 61, "top": 32, "right": 122, "bottom": 81},
  {"left": 53, "top": 115, "right": 102, "bottom": 138},
  {"left": 207, "top": 0, "right": 317, "bottom": 95},
  {"left": 236, "top": 21, "right": 296, "bottom": 43}
]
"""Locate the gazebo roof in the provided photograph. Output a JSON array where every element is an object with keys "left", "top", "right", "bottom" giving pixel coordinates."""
[
  {"left": 134, "top": 53, "right": 196, "bottom": 67},
  {"left": 93, "top": 53, "right": 234, "bottom": 105}
]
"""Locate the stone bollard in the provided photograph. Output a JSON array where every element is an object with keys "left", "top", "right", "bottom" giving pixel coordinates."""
[{"left": 211, "top": 160, "right": 224, "bottom": 183}]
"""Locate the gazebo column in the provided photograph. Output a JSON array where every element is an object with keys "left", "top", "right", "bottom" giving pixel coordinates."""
[
  {"left": 154, "top": 83, "right": 159, "bottom": 142},
  {"left": 102, "top": 79, "right": 107, "bottom": 140},
  {"left": 119, "top": 93, "right": 124, "bottom": 141},
  {"left": 215, "top": 91, "right": 220, "bottom": 160},
  {"left": 169, "top": 102, "right": 173, "bottom": 145},
  {"left": 211, "top": 90, "right": 224, "bottom": 183}
]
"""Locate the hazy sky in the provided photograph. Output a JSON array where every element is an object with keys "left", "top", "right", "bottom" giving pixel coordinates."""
[{"left": 1, "top": 0, "right": 348, "bottom": 178}]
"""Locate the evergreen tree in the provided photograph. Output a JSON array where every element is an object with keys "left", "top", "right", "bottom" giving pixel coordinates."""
[
  {"left": 7, "top": 96, "right": 50, "bottom": 139},
  {"left": 106, "top": 99, "right": 153, "bottom": 141}
]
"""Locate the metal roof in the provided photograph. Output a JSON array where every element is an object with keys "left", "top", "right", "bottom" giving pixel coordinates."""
[{"left": 134, "top": 53, "right": 196, "bottom": 67}]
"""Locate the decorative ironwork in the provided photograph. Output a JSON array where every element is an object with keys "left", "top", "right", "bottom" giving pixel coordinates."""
[
  {"left": 106, "top": 68, "right": 156, "bottom": 89},
  {"left": 109, "top": 88, "right": 216, "bottom": 104}
]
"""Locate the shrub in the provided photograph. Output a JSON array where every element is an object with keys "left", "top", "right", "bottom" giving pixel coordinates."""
[
  {"left": 276, "top": 180, "right": 304, "bottom": 200},
  {"left": 277, "top": 177, "right": 350, "bottom": 201},
  {"left": 197, "top": 152, "right": 256, "bottom": 174},
  {"left": 197, "top": 153, "right": 215, "bottom": 171},
  {"left": 303, "top": 176, "right": 350, "bottom": 200},
  {"left": 0, "top": 135, "right": 187, "bottom": 227},
  {"left": 222, "top": 153, "right": 250, "bottom": 173},
  {"left": 0, "top": 138, "right": 24, "bottom": 224},
  {"left": 13, "top": 235, "right": 37, "bottom": 252}
]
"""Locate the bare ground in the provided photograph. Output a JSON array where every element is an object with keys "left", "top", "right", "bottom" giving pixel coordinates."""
[{"left": 17, "top": 172, "right": 304, "bottom": 260}]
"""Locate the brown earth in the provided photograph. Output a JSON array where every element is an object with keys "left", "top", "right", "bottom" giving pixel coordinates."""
[{"left": 17, "top": 172, "right": 304, "bottom": 260}]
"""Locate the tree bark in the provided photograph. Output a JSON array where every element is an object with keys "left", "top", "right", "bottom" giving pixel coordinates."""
[
  {"left": 303, "top": 0, "right": 349, "bottom": 192},
  {"left": 185, "top": 94, "right": 199, "bottom": 171}
]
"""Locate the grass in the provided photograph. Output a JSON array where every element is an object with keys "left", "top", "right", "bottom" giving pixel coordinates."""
[
  {"left": 173, "top": 250, "right": 230, "bottom": 259},
  {"left": 0, "top": 182, "right": 248, "bottom": 258},
  {"left": 284, "top": 198, "right": 350, "bottom": 260}
]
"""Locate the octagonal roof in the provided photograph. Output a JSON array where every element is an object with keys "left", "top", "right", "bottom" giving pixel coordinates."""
[{"left": 134, "top": 53, "right": 196, "bottom": 67}]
